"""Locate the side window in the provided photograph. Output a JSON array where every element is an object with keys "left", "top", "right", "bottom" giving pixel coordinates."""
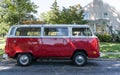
[
  {"left": 72, "top": 28, "right": 92, "bottom": 36},
  {"left": 44, "top": 27, "right": 68, "bottom": 36},
  {"left": 15, "top": 27, "right": 41, "bottom": 36}
]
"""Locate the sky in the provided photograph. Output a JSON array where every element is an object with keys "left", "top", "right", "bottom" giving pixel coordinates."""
[{"left": 31, "top": 0, "right": 120, "bottom": 17}]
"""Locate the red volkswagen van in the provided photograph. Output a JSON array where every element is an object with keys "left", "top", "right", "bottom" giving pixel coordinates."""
[{"left": 4, "top": 24, "right": 100, "bottom": 66}]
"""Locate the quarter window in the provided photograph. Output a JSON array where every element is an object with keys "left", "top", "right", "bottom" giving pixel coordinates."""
[
  {"left": 10, "top": 27, "right": 16, "bottom": 35},
  {"left": 44, "top": 27, "right": 68, "bottom": 36},
  {"left": 15, "top": 27, "right": 41, "bottom": 36},
  {"left": 72, "top": 28, "right": 92, "bottom": 36}
]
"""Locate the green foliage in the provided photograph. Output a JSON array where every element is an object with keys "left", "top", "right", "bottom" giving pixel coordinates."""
[
  {"left": 42, "top": 0, "right": 60, "bottom": 24},
  {"left": 0, "top": 0, "right": 38, "bottom": 35},
  {"left": 112, "top": 31, "right": 120, "bottom": 42},
  {"left": 113, "top": 34, "right": 120, "bottom": 42},
  {"left": 0, "top": 22, "right": 10, "bottom": 35},
  {"left": 60, "top": 5, "right": 87, "bottom": 24},
  {"left": 41, "top": 1, "right": 87, "bottom": 24},
  {"left": 1, "top": 0, "right": 38, "bottom": 25},
  {"left": 0, "top": 38, "right": 5, "bottom": 51},
  {"left": 96, "top": 33, "right": 112, "bottom": 42}
]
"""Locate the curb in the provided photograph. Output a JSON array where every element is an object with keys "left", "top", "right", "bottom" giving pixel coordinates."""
[
  {"left": 102, "top": 52, "right": 120, "bottom": 55},
  {"left": 89, "top": 58, "right": 120, "bottom": 61}
]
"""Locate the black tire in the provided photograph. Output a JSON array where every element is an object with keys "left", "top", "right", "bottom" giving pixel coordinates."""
[
  {"left": 72, "top": 52, "right": 87, "bottom": 66},
  {"left": 17, "top": 54, "right": 32, "bottom": 66}
]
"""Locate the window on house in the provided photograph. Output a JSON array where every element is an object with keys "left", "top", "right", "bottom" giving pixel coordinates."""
[
  {"left": 83, "top": 13, "right": 89, "bottom": 20},
  {"left": 103, "top": 13, "right": 108, "bottom": 18}
]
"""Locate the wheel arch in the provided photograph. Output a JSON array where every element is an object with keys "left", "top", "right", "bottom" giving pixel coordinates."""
[
  {"left": 14, "top": 52, "right": 34, "bottom": 59},
  {"left": 71, "top": 49, "right": 88, "bottom": 59}
]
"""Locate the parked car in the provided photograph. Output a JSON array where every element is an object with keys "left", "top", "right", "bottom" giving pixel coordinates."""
[{"left": 4, "top": 24, "right": 100, "bottom": 66}]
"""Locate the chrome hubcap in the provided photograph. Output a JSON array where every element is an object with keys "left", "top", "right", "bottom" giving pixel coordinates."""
[
  {"left": 19, "top": 55, "right": 29, "bottom": 65},
  {"left": 75, "top": 55, "right": 85, "bottom": 65}
]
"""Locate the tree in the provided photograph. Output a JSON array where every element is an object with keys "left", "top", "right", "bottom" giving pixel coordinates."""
[
  {"left": 59, "top": 4, "right": 87, "bottom": 24},
  {"left": 41, "top": 1, "right": 87, "bottom": 24},
  {"left": 41, "top": 0, "right": 61, "bottom": 24},
  {"left": 0, "top": 22, "right": 10, "bottom": 36},
  {"left": 0, "top": 0, "right": 38, "bottom": 36}
]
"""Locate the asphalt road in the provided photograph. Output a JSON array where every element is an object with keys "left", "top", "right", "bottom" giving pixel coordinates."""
[{"left": 0, "top": 59, "right": 120, "bottom": 75}]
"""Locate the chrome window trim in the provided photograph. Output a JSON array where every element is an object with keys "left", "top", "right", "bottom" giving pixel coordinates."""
[
  {"left": 71, "top": 35, "right": 97, "bottom": 38},
  {"left": 7, "top": 36, "right": 42, "bottom": 38},
  {"left": 7, "top": 36, "right": 69, "bottom": 38},
  {"left": 7, "top": 36, "right": 97, "bottom": 39}
]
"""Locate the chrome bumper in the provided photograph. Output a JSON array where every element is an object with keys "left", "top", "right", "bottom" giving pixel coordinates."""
[{"left": 3, "top": 54, "right": 8, "bottom": 59}]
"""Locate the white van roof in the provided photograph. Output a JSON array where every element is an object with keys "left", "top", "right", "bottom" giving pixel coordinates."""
[{"left": 11, "top": 24, "right": 90, "bottom": 28}]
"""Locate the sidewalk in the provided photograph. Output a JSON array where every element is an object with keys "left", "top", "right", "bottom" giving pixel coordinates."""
[{"left": 89, "top": 58, "right": 120, "bottom": 61}]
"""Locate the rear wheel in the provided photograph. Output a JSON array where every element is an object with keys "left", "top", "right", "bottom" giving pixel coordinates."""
[
  {"left": 72, "top": 52, "right": 87, "bottom": 66},
  {"left": 17, "top": 54, "right": 32, "bottom": 66}
]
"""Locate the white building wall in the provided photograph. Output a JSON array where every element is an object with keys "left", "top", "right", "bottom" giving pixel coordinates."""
[
  {"left": 0, "top": 0, "right": 3, "bottom": 2},
  {"left": 83, "top": 0, "right": 120, "bottom": 33}
]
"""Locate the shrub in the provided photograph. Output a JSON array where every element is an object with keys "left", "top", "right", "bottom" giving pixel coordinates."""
[
  {"left": 96, "top": 33, "right": 112, "bottom": 42},
  {"left": 113, "top": 33, "right": 120, "bottom": 42}
]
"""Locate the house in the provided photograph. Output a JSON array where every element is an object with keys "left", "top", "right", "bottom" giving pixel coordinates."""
[{"left": 83, "top": 0, "right": 120, "bottom": 34}]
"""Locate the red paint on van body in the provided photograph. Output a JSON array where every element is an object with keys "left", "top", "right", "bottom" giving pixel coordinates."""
[{"left": 5, "top": 37, "right": 100, "bottom": 58}]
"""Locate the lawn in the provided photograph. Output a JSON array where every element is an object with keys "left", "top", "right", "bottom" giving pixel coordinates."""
[
  {"left": 0, "top": 38, "right": 120, "bottom": 58},
  {"left": 100, "top": 42, "right": 120, "bottom": 53},
  {"left": 0, "top": 38, "right": 5, "bottom": 55},
  {"left": 100, "top": 42, "right": 120, "bottom": 58}
]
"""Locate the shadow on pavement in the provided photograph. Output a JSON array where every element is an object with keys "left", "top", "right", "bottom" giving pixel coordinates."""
[{"left": 0, "top": 59, "right": 100, "bottom": 67}]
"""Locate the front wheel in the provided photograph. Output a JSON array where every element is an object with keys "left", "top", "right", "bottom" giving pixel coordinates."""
[
  {"left": 17, "top": 54, "right": 32, "bottom": 66},
  {"left": 72, "top": 52, "right": 87, "bottom": 66}
]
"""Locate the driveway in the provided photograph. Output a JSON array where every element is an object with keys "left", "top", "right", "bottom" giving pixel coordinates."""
[{"left": 0, "top": 59, "right": 120, "bottom": 75}]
